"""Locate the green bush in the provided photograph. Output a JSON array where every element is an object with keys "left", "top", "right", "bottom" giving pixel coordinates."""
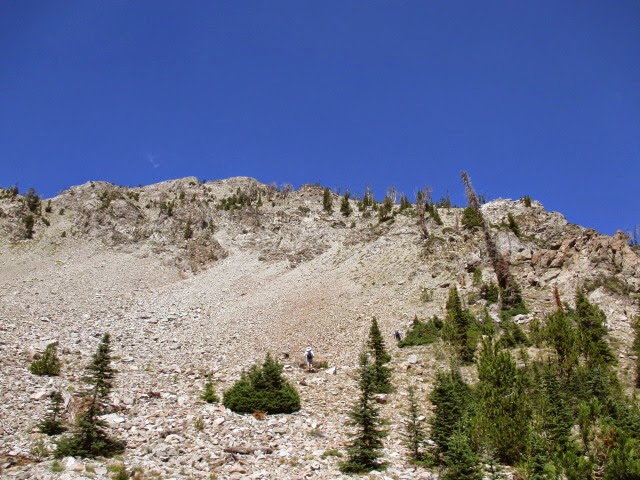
[
  {"left": 399, "top": 316, "right": 442, "bottom": 347},
  {"left": 223, "top": 354, "right": 300, "bottom": 414},
  {"left": 30, "top": 343, "right": 61, "bottom": 376}
]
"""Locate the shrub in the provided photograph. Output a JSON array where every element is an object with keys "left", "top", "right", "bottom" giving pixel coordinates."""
[
  {"left": 523, "top": 195, "right": 532, "bottom": 207},
  {"left": 30, "top": 343, "right": 61, "bottom": 376},
  {"left": 200, "top": 376, "right": 219, "bottom": 403},
  {"left": 398, "top": 316, "right": 441, "bottom": 347},
  {"left": 223, "top": 354, "right": 300, "bottom": 414},
  {"left": 184, "top": 218, "right": 193, "bottom": 240}
]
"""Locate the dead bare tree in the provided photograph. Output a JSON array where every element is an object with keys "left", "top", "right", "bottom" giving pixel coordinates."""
[
  {"left": 461, "top": 171, "right": 523, "bottom": 310},
  {"left": 415, "top": 187, "right": 431, "bottom": 239}
]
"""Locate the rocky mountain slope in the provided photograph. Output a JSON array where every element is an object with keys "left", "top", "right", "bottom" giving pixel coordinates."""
[{"left": 0, "top": 177, "right": 639, "bottom": 479}]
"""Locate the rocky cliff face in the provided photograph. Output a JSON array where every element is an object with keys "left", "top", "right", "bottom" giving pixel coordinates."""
[{"left": 0, "top": 177, "right": 638, "bottom": 479}]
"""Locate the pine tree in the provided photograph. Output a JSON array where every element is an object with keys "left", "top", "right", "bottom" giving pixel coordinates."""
[
  {"left": 442, "top": 287, "right": 476, "bottom": 363},
  {"left": 367, "top": 317, "right": 392, "bottom": 393},
  {"left": 340, "top": 191, "right": 353, "bottom": 217},
  {"left": 55, "top": 333, "right": 124, "bottom": 458},
  {"left": 38, "top": 391, "right": 67, "bottom": 435},
  {"left": 378, "top": 196, "right": 393, "bottom": 222},
  {"left": 340, "top": 351, "right": 388, "bottom": 473},
  {"left": 429, "top": 365, "right": 472, "bottom": 457},
  {"left": 573, "top": 290, "right": 614, "bottom": 367},
  {"left": 30, "top": 343, "right": 61, "bottom": 376},
  {"left": 632, "top": 316, "right": 640, "bottom": 389},
  {"left": 322, "top": 188, "right": 333, "bottom": 213},
  {"left": 544, "top": 308, "right": 578, "bottom": 376},
  {"left": 475, "top": 339, "right": 529, "bottom": 464},
  {"left": 441, "top": 429, "right": 482, "bottom": 480},
  {"left": 402, "top": 385, "right": 426, "bottom": 462}
]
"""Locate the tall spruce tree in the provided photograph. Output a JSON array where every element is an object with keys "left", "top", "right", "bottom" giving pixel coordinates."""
[
  {"left": 573, "top": 290, "right": 614, "bottom": 367},
  {"left": 633, "top": 316, "right": 640, "bottom": 389},
  {"left": 474, "top": 339, "right": 528, "bottom": 465},
  {"left": 402, "top": 385, "right": 426, "bottom": 462},
  {"left": 55, "top": 333, "right": 124, "bottom": 458},
  {"left": 340, "top": 351, "right": 388, "bottom": 473},
  {"left": 544, "top": 308, "right": 579, "bottom": 376},
  {"left": 367, "top": 317, "right": 392, "bottom": 393},
  {"left": 442, "top": 286, "right": 476, "bottom": 363},
  {"left": 428, "top": 364, "right": 472, "bottom": 457}
]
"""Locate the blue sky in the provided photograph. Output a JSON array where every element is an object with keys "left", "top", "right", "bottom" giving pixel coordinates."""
[{"left": 1, "top": 1, "right": 638, "bottom": 235}]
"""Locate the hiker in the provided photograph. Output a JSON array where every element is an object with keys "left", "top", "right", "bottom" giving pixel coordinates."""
[
  {"left": 394, "top": 329, "right": 402, "bottom": 341},
  {"left": 304, "top": 347, "right": 314, "bottom": 372}
]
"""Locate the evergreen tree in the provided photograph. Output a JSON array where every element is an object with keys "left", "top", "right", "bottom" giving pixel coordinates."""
[
  {"left": 475, "top": 339, "right": 528, "bottom": 464},
  {"left": 378, "top": 196, "right": 393, "bottom": 222},
  {"left": 441, "top": 429, "right": 482, "bottom": 480},
  {"left": 223, "top": 353, "right": 300, "bottom": 414},
  {"left": 30, "top": 343, "right": 61, "bottom": 376},
  {"left": 462, "top": 206, "right": 481, "bottom": 229},
  {"left": 55, "top": 333, "right": 124, "bottom": 458},
  {"left": 632, "top": 316, "right": 640, "bottom": 388},
  {"left": 544, "top": 308, "right": 579, "bottom": 376},
  {"left": 399, "top": 194, "right": 411, "bottom": 212},
  {"left": 367, "top": 317, "right": 392, "bottom": 393},
  {"left": 340, "top": 351, "right": 388, "bottom": 473},
  {"left": 402, "top": 385, "right": 426, "bottom": 462},
  {"left": 322, "top": 188, "right": 333, "bottom": 213},
  {"left": 340, "top": 191, "right": 353, "bottom": 217},
  {"left": 442, "top": 287, "right": 476, "bottom": 363},
  {"left": 38, "top": 391, "right": 67, "bottom": 435},
  {"left": 428, "top": 365, "right": 472, "bottom": 457},
  {"left": 573, "top": 290, "right": 614, "bottom": 367},
  {"left": 23, "top": 214, "right": 35, "bottom": 239}
]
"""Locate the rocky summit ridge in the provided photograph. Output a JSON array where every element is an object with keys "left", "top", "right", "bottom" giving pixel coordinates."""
[{"left": 0, "top": 176, "right": 639, "bottom": 479}]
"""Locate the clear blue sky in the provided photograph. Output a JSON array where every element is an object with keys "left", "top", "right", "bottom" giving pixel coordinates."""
[{"left": 1, "top": 1, "right": 638, "bottom": 235}]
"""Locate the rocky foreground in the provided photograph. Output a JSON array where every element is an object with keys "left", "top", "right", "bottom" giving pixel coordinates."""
[{"left": 0, "top": 177, "right": 638, "bottom": 479}]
